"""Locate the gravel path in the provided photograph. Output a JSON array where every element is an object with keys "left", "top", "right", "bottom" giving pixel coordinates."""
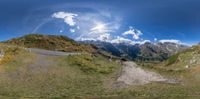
[
  {"left": 117, "top": 61, "right": 179, "bottom": 86},
  {"left": 27, "top": 48, "right": 81, "bottom": 56}
]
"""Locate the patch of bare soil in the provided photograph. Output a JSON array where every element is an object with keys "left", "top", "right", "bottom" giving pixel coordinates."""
[{"left": 114, "top": 61, "right": 179, "bottom": 88}]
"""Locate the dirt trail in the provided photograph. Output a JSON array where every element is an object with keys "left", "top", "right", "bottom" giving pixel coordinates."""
[
  {"left": 28, "top": 48, "right": 81, "bottom": 56},
  {"left": 117, "top": 61, "right": 179, "bottom": 86}
]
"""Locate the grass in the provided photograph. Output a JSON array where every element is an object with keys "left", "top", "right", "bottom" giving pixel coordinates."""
[
  {"left": 126, "top": 46, "right": 200, "bottom": 99},
  {"left": 61, "top": 54, "right": 120, "bottom": 74},
  {"left": 1, "top": 44, "right": 200, "bottom": 99},
  {"left": 166, "top": 53, "right": 179, "bottom": 66},
  {"left": 0, "top": 45, "right": 121, "bottom": 98},
  {"left": 3, "top": 34, "right": 96, "bottom": 52},
  {"left": 105, "top": 62, "right": 200, "bottom": 99}
]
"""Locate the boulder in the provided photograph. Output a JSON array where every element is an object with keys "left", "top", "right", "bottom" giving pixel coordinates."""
[{"left": 0, "top": 50, "right": 4, "bottom": 61}]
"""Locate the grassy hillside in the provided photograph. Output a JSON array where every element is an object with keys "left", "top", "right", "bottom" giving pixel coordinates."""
[
  {"left": 1, "top": 43, "right": 200, "bottom": 98},
  {"left": 163, "top": 45, "right": 200, "bottom": 70},
  {"left": 0, "top": 44, "right": 122, "bottom": 98},
  {"left": 138, "top": 45, "right": 200, "bottom": 74},
  {"left": 3, "top": 34, "right": 96, "bottom": 52},
  {"left": 131, "top": 45, "right": 200, "bottom": 99}
]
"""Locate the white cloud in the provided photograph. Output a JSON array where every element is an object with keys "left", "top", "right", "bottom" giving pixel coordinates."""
[
  {"left": 159, "top": 39, "right": 181, "bottom": 44},
  {"left": 77, "top": 26, "right": 80, "bottom": 30},
  {"left": 111, "top": 36, "right": 134, "bottom": 44},
  {"left": 79, "top": 34, "right": 151, "bottom": 45},
  {"left": 52, "top": 11, "right": 120, "bottom": 40},
  {"left": 122, "top": 26, "right": 143, "bottom": 40},
  {"left": 77, "top": 21, "right": 120, "bottom": 42},
  {"left": 79, "top": 33, "right": 111, "bottom": 42},
  {"left": 90, "top": 23, "right": 107, "bottom": 33},
  {"left": 154, "top": 38, "right": 157, "bottom": 42},
  {"left": 111, "top": 37, "right": 148, "bottom": 45},
  {"left": 111, "top": 36, "right": 151, "bottom": 45},
  {"left": 70, "top": 29, "right": 75, "bottom": 33},
  {"left": 97, "top": 33, "right": 111, "bottom": 41},
  {"left": 52, "top": 12, "right": 78, "bottom": 26},
  {"left": 139, "top": 40, "right": 151, "bottom": 44},
  {"left": 59, "top": 30, "right": 63, "bottom": 33},
  {"left": 79, "top": 38, "right": 96, "bottom": 41},
  {"left": 89, "top": 22, "right": 116, "bottom": 34}
]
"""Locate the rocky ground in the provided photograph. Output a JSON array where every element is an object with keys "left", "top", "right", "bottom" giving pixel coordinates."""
[{"left": 116, "top": 61, "right": 179, "bottom": 88}]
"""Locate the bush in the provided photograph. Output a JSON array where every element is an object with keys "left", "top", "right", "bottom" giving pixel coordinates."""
[{"left": 166, "top": 54, "right": 179, "bottom": 66}]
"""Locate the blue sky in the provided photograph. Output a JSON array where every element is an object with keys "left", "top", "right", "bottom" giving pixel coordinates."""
[{"left": 0, "top": 0, "right": 200, "bottom": 45}]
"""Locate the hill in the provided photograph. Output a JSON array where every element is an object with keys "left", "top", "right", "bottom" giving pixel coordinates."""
[
  {"left": 3, "top": 34, "right": 96, "bottom": 52},
  {"left": 164, "top": 45, "right": 200, "bottom": 70}
]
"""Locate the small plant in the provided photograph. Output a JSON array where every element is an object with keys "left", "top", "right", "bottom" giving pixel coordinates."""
[
  {"left": 0, "top": 46, "right": 21, "bottom": 64},
  {"left": 166, "top": 54, "right": 179, "bottom": 66}
]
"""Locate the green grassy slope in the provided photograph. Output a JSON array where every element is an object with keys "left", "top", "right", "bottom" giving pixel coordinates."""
[
  {"left": 3, "top": 34, "right": 96, "bottom": 52},
  {"left": 0, "top": 44, "right": 122, "bottom": 98},
  {"left": 164, "top": 45, "right": 200, "bottom": 70}
]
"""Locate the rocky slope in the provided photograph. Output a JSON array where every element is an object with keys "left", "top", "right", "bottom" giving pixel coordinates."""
[
  {"left": 164, "top": 44, "right": 200, "bottom": 69},
  {"left": 82, "top": 41, "right": 188, "bottom": 61}
]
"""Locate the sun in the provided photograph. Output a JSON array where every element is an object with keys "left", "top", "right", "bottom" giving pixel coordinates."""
[{"left": 91, "top": 23, "right": 106, "bottom": 33}]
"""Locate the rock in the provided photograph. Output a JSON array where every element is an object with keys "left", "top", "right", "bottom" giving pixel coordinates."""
[{"left": 0, "top": 50, "right": 4, "bottom": 61}]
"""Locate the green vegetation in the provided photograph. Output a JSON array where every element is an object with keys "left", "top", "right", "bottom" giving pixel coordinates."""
[
  {"left": 63, "top": 54, "right": 119, "bottom": 74},
  {"left": 0, "top": 44, "right": 28, "bottom": 64},
  {"left": 166, "top": 53, "right": 179, "bottom": 66},
  {"left": 3, "top": 34, "right": 96, "bottom": 52},
  {"left": 162, "top": 45, "right": 200, "bottom": 70},
  {"left": 120, "top": 45, "right": 200, "bottom": 99},
  {"left": 1, "top": 43, "right": 200, "bottom": 99},
  {"left": 0, "top": 45, "right": 121, "bottom": 98}
]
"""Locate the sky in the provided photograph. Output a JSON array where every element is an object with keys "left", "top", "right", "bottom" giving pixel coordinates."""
[{"left": 0, "top": 0, "right": 200, "bottom": 45}]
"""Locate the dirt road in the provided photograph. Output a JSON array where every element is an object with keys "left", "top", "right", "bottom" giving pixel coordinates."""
[{"left": 28, "top": 48, "right": 81, "bottom": 56}]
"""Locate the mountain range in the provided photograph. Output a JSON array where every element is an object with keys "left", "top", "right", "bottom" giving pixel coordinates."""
[
  {"left": 2, "top": 34, "right": 188, "bottom": 62},
  {"left": 82, "top": 40, "right": 188, "bottom": 61}
]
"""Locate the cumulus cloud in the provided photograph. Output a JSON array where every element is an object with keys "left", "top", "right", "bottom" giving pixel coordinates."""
[
  {"left": 122, "top": 26, "right": 143, "bottom": 40},
  {"left": 97, "top": 33, "right": 111, "bottom": 41},
  {"left": 89, "top": 22, "right": 119, "bottom": 35},
  {"left": 79, "top": 33, "right": 111, "bottom": 42},
  {"left": 59, "top": 30, "right": 63, "bottom": 33},
  {"left": 52, "top": 12, "right": 78, "bottom": 26},
  {"left": 111, "top": 36, "right": 134, "bottom": 44},
  {"left": 52, "top": 10, "right": 121, "bottom": 41},
  {"left": 110, "top": 36, "right": 150, "bottom": 45},
  {"left": 139, "top": 40, "right": 151, "bottom": 44},
  {"left": 159, "top": 39, "right": 181, "bottom": 44},
  {"left": 154, "top": 38, "right": 157, "bottom": 42},
  {"left": 70, "top": 29, "right": 76, "bottom": 33}
]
